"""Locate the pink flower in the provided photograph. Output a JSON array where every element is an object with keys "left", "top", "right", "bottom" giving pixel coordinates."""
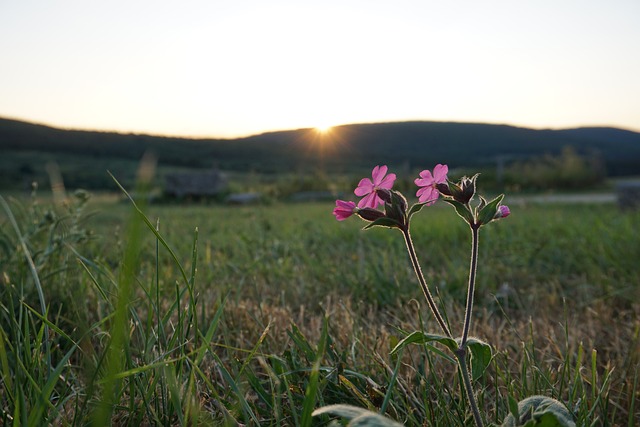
[
  {"left": 354, "top": 165, "right": 396, "bottom": 208},
  {"left": 496, "top": 205, "right": 510, "bottom": 218},
  {"left": 415, "top": 164, "right": 448, "bottom": 205},
  {"left": 333, "top": 200, "right": 357, "bottom": 221}
]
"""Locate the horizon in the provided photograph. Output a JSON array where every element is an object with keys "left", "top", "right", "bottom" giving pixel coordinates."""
[
  {"left": 3, "top": 114, "right": 640, "bottom": 141},
  {"left": 1, "top": 1, "right": 639, "bottom": 138}
]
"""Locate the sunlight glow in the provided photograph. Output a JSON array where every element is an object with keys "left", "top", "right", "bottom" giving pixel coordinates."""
[
  {"left": 315, "top": 124, "right": 333, "bottom": 134},
  {"left": 0, "top": 2, "right": 638, "bottom": 136}
]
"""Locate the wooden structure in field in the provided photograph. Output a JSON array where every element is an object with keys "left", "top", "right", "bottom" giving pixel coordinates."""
[{"left": 164, "top": 169, "right": 227, "bottom": 198}]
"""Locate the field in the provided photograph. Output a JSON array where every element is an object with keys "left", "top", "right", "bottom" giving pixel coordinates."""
[{"left": 1, "top": 189, "right": 639, "bottom": 425}]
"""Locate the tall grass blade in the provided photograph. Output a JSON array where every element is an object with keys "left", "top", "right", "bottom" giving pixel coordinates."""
[
  {"left": 92, "top": 166, "right": 151, "bottom": 423},
  {"left": 300, "top": 316, "right": 329, "bottom": 427},
  {"left": 0, "top": 196, "right": 51, "bottom": 373}
]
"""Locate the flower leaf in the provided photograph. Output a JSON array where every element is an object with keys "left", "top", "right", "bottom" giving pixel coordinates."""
[
  {"left": 501, "top": 396, "right": 576, "bottom": 427},
  {"left": 363, "top": 217, "right": 401, "bottom": 230},
  {"left": 443, "top": 199, "right": 474, "bottom": 224},
  {"left": 477, "top": 194, "right": 505, "bottom": 226},
  {"left": 477, "top": 196, "right": 487, "bottom": 213},
  {"left": 312, "top": 404, "right": 404, "bottom": 426},
  {"left": 390, "top": 331, "right": 457, "bottom": 355},
  {"left": 466, "top": 337, "right": 493, "bottom": 381},
  {"left": 508, "top": 395, "right": 520, "bottom": 422},
  {"left": 407, "top": 202, "right": 426, "bottom": 218}
]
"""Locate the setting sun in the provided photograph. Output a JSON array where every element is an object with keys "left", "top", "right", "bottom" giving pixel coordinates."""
[{"left": 315, "top": 124, "right": 333, "bottom": 133}]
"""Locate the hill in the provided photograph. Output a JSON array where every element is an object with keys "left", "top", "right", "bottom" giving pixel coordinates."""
[{"left": 1, "top": 117, "right": 639, "bottom": 190}]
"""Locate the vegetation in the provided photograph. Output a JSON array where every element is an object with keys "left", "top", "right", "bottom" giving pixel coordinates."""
[
  {"left": 503, "top": 147, "right": 606, "bottom": 191},
  {"left": 2, "top": 117, "right": 640, "bottom": 191},
  {"left": 0, "top": 183, "right": 638, "bottom": 425}
]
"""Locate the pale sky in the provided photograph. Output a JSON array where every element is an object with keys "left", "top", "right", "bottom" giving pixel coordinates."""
[{"left": 1, "top": 0, "right": 639, "bottom": 138}]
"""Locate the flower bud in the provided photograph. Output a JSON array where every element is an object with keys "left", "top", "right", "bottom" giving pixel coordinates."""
[
  {"left": 494, "top": 205, "right": 510, "bottom": 219},
  {"left": 459, "top": 176, "right": 477, "bottom": 204},
  {"left": 357, "top": 208, "right": 386, "bottom": 222},
  {"left": 375, "top": 188, "right": 392, "bottom": 204},
  {"left": 390, "top": 190, "right": 408, "bottom": 214},
  {"left": 436, "top": 182, "right": 452, "bottom": 196},
  {"left": 333, "top": 200, "right": 357, "bottom": 221},
  {"left": 447, "top": 181, "right": 464, "bottom": 201}
]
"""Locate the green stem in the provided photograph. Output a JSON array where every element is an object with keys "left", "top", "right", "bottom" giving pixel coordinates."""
[
  {"left": 461, "top": 224, "right": 480, "bottom": 347},
  {"left": 403, "top": 220, "right": 484, "bottom": 426},
  {"left": 457, "top": 223, "right": 483, "bottom": 427},
  {"left": 455, "top": 348, "right": 484, "bottom": 427},
  {"left": 402, "top": 227, "right": 452, "bottom": 339}
]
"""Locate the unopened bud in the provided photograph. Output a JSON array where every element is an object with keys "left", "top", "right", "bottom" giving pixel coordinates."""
[
  {"left": 390, "top": 190, "right": 408, "bottom": 214},
  {"left": 436, "top": 182, "right": 452, "bottom": 196},
  {"left": 357, "top": 208, "right": 386, "bottom": 222},
  {"left": 448, "top": 182, "right": 464, "bottom": 201},
  {"left": 459, "top": 176, "right": 476, "bottom": 204},
  {"left": 376, "top": 188, "right": 392, "bottom": 204},
  {"left": 494, "top": 205, "right": 511, "bottom": 219}
]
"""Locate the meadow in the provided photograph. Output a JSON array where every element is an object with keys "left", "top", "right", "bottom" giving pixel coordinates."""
[{"left": 0, "top": 188, "right": 638, "bottom": 425}]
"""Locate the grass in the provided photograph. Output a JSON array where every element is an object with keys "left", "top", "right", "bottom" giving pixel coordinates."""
[{"left": 0, "top": 188, "right": 638, "bottom": 425}]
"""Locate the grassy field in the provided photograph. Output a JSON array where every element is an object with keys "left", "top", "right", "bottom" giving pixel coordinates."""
[{"left": 0, "top": 189, "right": 638, "bottom": 425}]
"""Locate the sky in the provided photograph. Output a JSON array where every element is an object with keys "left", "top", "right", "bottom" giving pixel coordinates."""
[{"left": 0, "top": 0, "right": 639, "bottom": 138}]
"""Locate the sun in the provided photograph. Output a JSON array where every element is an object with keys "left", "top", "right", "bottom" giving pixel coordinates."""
[{"left": 315, "top": 124, "right": 333, "bottom": 133}]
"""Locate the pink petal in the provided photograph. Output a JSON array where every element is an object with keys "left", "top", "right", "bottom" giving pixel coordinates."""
[
  {"left": 333, "top": 209, "right": 349, "bottom": 221},
  {"left": 333, "top": 200, "right": 356, "bottom": 221},
  {"left": 498, "top": 205, "right": 510, "bottom": 218},
  {"left": 417, "top": 186, "right": 438, "bottom": 204},
  {"left": 357, "top": 192, "right": 379, "bottom": 209},
  {"left": 419, "top": 169, "right": 433, "bottom": 179},
  {"left": 378, "top": 173, "right": 396, "bottom": 190},
  {"left": 433, "top": 164, "right": 448, "bottom": 183},
  {"left": 371, "top": 165, "right": 388, "bottom": 185},
  {"left": 354, "top": 178, "right": 373, "bottom": 196},
  {"left": 415, "top": 178, "right": 430, "bottom": 187},
  {"left": 415, "top": 170, "right": 434, "bottom": 187},
  {"left": 336, "top": 200, "right": 355, "bottom": 210}
]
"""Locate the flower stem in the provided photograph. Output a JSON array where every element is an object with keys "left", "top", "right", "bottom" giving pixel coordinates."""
[
  {"left": 457, "top": 223, "right": 483, "bottom": 427},
  {"left": 455, "top": 348, "right": 484, "bottom": 427},
  {"left": 403, "top": 223, "right": 483, "bottom": 426},
  {"left": 402, "top": 228, "right": 452, "bottom": 339},
  {"left": 461, "top": 224, "right": 480, "bottom": 347}
]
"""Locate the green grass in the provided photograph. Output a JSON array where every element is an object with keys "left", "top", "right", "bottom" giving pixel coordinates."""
[{"left": 0, "top": 190, "right": 638, "bottom": 425}]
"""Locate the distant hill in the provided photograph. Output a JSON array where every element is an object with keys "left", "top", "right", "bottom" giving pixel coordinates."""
[{"left": 1, "top": 117, "right": 639, "bottom": 190}]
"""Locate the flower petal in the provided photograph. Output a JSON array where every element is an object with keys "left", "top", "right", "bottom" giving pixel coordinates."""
[
  {"left": 336, "top": 200, "right": 356, "bottom": 210},
  {"left": 354, "top": 178, "right": 373, "bottom": 196},
  {"left": 333, "top": 200, "right": 357, "bottom": 221},
  {"left": 371, "top": 165, "right": 388, "bottom": 185},
  {"left": 417, "top": 186, "right": 438, "bottom": 204},
  {"left": 433, "top": 164, "right": 448, "bottom": 183},
  {"left": 378, "top": 173, "right": 396, "bottom": 190},
  {"left": 415, "top": 170, "right": 434, "bottom": 187},
  {"left": 358, "top": 192, "right": 379, "bottom": 209},
  {"left": 333, "top": 209, "right": 349, "bottom": 221}
]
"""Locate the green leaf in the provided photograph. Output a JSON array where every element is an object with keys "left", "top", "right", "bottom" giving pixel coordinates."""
[
  {"left": 443, "top": 199, "right": 474, "bottom": 224},
  {"left": 466, "top": 337, "right": 493, "bottom": 381},
  {"left": 477, "top": 196, "right": 487, "bottom": 213},
  {"left": 477, "top": 194, "right": 505, "bottom": 225},
  {"left": 363, "top": 217, "right": 401, "bottom": 230},
  {"left": 407, "top": 202, "right": 426, "bottom": 218},
  {"left": 314, "top": 404, "right": 367, "bottom": 419},
  {"left": 389, "top": 331, "right": 457, "bottom": 355},
  {"left": 312, "top": 404, "right": 403, "bottom": 426},
  {"left": 287, "top": 323, "right": 316, "bottom": 361},
  {"left": 501, "top": 396, "right": 576, "bottom": 427},
  {"left": 508, "top": 395, "right": 520, "bottom": 422},
  {"left": 382, "top": 191, "right": 408, "bottom": 225}
]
